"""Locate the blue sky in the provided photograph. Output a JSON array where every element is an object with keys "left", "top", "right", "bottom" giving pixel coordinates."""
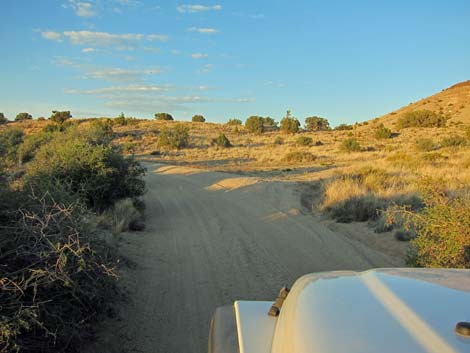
[{"left": 1, "top": 0, "right": 469, "bottom": 125}]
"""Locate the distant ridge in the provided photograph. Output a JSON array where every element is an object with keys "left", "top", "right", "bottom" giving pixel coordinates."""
[{"left": 369, "top": 80, "right": 470, "bottom": 127}]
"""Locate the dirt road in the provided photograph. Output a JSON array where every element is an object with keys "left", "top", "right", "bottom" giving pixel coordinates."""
[{"left": 92, "top": 163, "right": 403, "bottom": 353}]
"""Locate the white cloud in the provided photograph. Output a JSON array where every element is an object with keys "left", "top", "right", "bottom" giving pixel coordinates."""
[
  {"left": 65, "top": 84, "right": 171, "bottom": 95},
  {"left": 177, "top": 4, "right": 222, "bottom": 13},
  {"left": 198, "top": 63, "right": 213, "bottom": 74},
  {"left": 171, "top": 49, "right": 181, "bottom": 55},
  {"left": 84, "top": 67, "right": 161, "bottom": 82},
  {"left": 191, "top": 53, "right": 208, "bottom": 59},
  {"left": 66, "top": 82, "right": 252, "bottom": 113},
  {"left": 188, "top": 27, "right": 218, "bottom": 34},
  {"left": 146, "top": 34, "right": 169, "bottom": 42},
  {"left": 42, "top": 30, "right": 168, "bottom": 49},
  {"left": 82, "top": 47, "right": 95, "bottom": 53},
  {"left": 41, "top": 31, "right": 62, "bottom": 41},
  {"left": 66, "top": 1, "right": 97, "bottom": 17}
]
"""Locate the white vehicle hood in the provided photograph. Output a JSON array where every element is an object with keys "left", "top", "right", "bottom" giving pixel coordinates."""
[{"left": 270, "top": 268, "right": 470, "bottom": 353}]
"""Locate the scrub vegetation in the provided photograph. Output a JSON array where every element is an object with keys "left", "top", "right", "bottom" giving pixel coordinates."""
[{"left": 0, "top": 117, "right": 146, "bottom": 352}]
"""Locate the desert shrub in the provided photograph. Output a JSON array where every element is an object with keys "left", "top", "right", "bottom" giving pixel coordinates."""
[
  {"left": 155, "top": 112, "right": 174, "bottom": 121},
  {"left": 273, "top": 136, "right": 284, "bottom": 145},
  {"left": 0, "top": 112, "right": 7, "bottom": 124},
  {"left": 340, "top": 137, "right": 361, "bottom": 152},
  {"left": 374, "top": 124, "right": 392, "bottom": 139},
  {"left": 415, "top": 138, "right": 436, "bottom": 152},
  {"left": 101, "top": 198, "right": 144, "bottom": 234},
  {"left": 262, "top": 117, "right": 278, "bottom": 129},
  {"left": 305, "top": 116, "right": 330, "bottom": 131},
  {"left": 280, "top": 110, "right": 300, "bottom": 134},
  {"left": 245, "top": 116, "right": 265, "bottom": 134},
  {"left": 387, "top": 184, "right": 470, "bottom": 268},
  {"left": 314, "top": 140, "right": 323, "bottom": 146},
  {"left": 397, "top": 110, "right": 447, "bottom": 128},
  {"left": 25, "top": 130, "right": 146, "bottom": 212},
  {"left": 15, "top": 112, "right": 32, "bottom": 121},
  {"left": 296, "top": 135, "right": 313, "bottom": 146},
  {"left": 157, "top": 124, "right": 189, "bottom": 149},
  {"left": 330, "top": 194, "right": 385, "bottom": 222},
  {"left": 227, "top": 118, "right": 242, "bottom": 126},
  {"left": 50, "top": 110, "right": 72, "bottom": 124},
  {"left": 420, "top": 152, "right": 448, "bottom": 164},
  {"left": 0, "top": 187, "right": 119, "bottom": 353},
  {"left": 192, "top": 114, "right": 206, "bottom": 123},
  {"left": 17, "top": 131, "right": 55, "bottom": 164},
  {"left": 0, "top": 128, "right": 24, "bottom": 167},
  {"left": 37, "top": 116, "right": 46, "bottom": 121},
  {"left": 282, "top": 151, "right": 316, "bottom": 163},
  {"left": 114, "top": 112, "right": 127, "bottom": 126},
  {"left": 86, "top": 119, "right": 114, "bottom": 145},
  {"left": 334, "top": 124, "right": 353, "bottom": 131},
  {"left": 212, "top": 133, "right": 231, "bottom": 147},
  {"left": 441, "top": 135, "right": 467, "bottom": 147}
]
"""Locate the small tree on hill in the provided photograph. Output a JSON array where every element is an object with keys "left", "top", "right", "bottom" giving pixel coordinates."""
[
  {"left": 334, "top": 124, "right": 354, "bottom": 131},
  {"left": 213, "top": 133, "right": 231, "bottom": 147},
  {"left": 305, "top": 116, "right": 330, "bottom": 131},
  {"left": 155, "top": 112, "right": 174, "bottom": 121},
  {"left": 280, "top": 110, "right": 300, "bottom": 134},
  {"left": 0, "top": 113, "right": 7, "bottom": 125},
  {"left": 15, "top": 112, "right": 32, "bottom": 121},
  {"left": 192, "top": 114, "right": 206, "bottom": 123},
  {"left": 50, "top": 111, "right": 72, "bottom": 124},
  {"left": 397, "top": 110, "right": 447, "bottom": 128},
  {"left": 245, "top": 116, "right": 265, "bottom": 134},
  {"left": 227, "top": 118, "right": 242, "bottom": 126}
]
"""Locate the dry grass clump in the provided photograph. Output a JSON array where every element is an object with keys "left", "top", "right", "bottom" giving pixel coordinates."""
[
  {"left": 282, "top": 151, "right": 317, "bottom": 163},
  {"left": 101, "top": 198, "right": 145, "bottom": 234},
  {"left": 321, "top": 168, "right": 421, "bottom": 223}
]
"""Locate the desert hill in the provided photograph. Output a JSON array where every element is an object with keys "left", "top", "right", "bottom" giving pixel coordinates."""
[{"left": 371, "top": 80, "right": 470, "bottom": 127}]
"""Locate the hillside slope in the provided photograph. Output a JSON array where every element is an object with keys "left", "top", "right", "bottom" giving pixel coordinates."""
[{"left": 373, "top": 80, "right": 470, "bottom": 127}]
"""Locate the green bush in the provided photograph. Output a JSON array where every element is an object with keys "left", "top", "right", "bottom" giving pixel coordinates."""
[
  {"left": 388, "top": 185, "right": 470, "bottom": 268},
  {"left": 155, "top": 112, "right": 174, "bottom": 121},
  {"left": 0, "top": 187, "right": 118, "bottom": 353},
  {"left": 305, "top": 116, "right": 330, "bottom": 131},
  {"left": 227, "top": 118, "right": 242, "bottom": 126},
  {"left": 282, "top": 151, "right": 316, "bottom": 163},
  {"left": 280, "top": 111, "right": 300, "bottom": 134},
  {"left": 296, "top": 135, "right": 313, "bottom": 146},
  {"left": 15, "top": 112, "right": 32, "bottom": 121},
  {"left": 329, "top": 194, "right": 385, "bottom": 223},
  {"left": 25, "top": 129, "right": 146, "bottom": 212},
  {"left": 157, "top": 124, "right": 190, "bottom": 149},
  {"left": 273, "top": 136, "right": 284, "bottom": 145},
  {"left": 397, "top": 110, "right": 447, "bottom": 128},
  {"left": 212, "top": 133, "right": 231, "bottom": 147},
  {"left": 50, "top": 110, "right": 72, "bottom": 124},
  {"left": 0, "top": 128, "right": 24, "bottom": 167},
  {"left": 334, "top": 124, "right": 353, "bottom": 131},
  {"left": 245, "top": 116, "right": 265, "bottom": 134},
  {"left": 415, "top": 138, "right": 436, "bottom": 152},
  {"left": 340, "top": 137, "right": 362, "bottom": 152},
  {"left": 0, "top": 112, "right": 7, "bottom": 124},
  {"left": 441, "top": 135, "right": 467, "bottom": 147},
  {"left": 192, "top": 114, "right": 206, "bottom": 123},
  {"left": 17, "top": 131, "right": 55, "bottom": 164},
  {"left": 374, "top": 124, "right": 393, "bottom": 139}
]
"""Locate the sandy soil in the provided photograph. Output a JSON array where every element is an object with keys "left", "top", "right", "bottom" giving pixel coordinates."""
[{"left": 89, "top": 163, "right": 404, "bottom": 353}]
